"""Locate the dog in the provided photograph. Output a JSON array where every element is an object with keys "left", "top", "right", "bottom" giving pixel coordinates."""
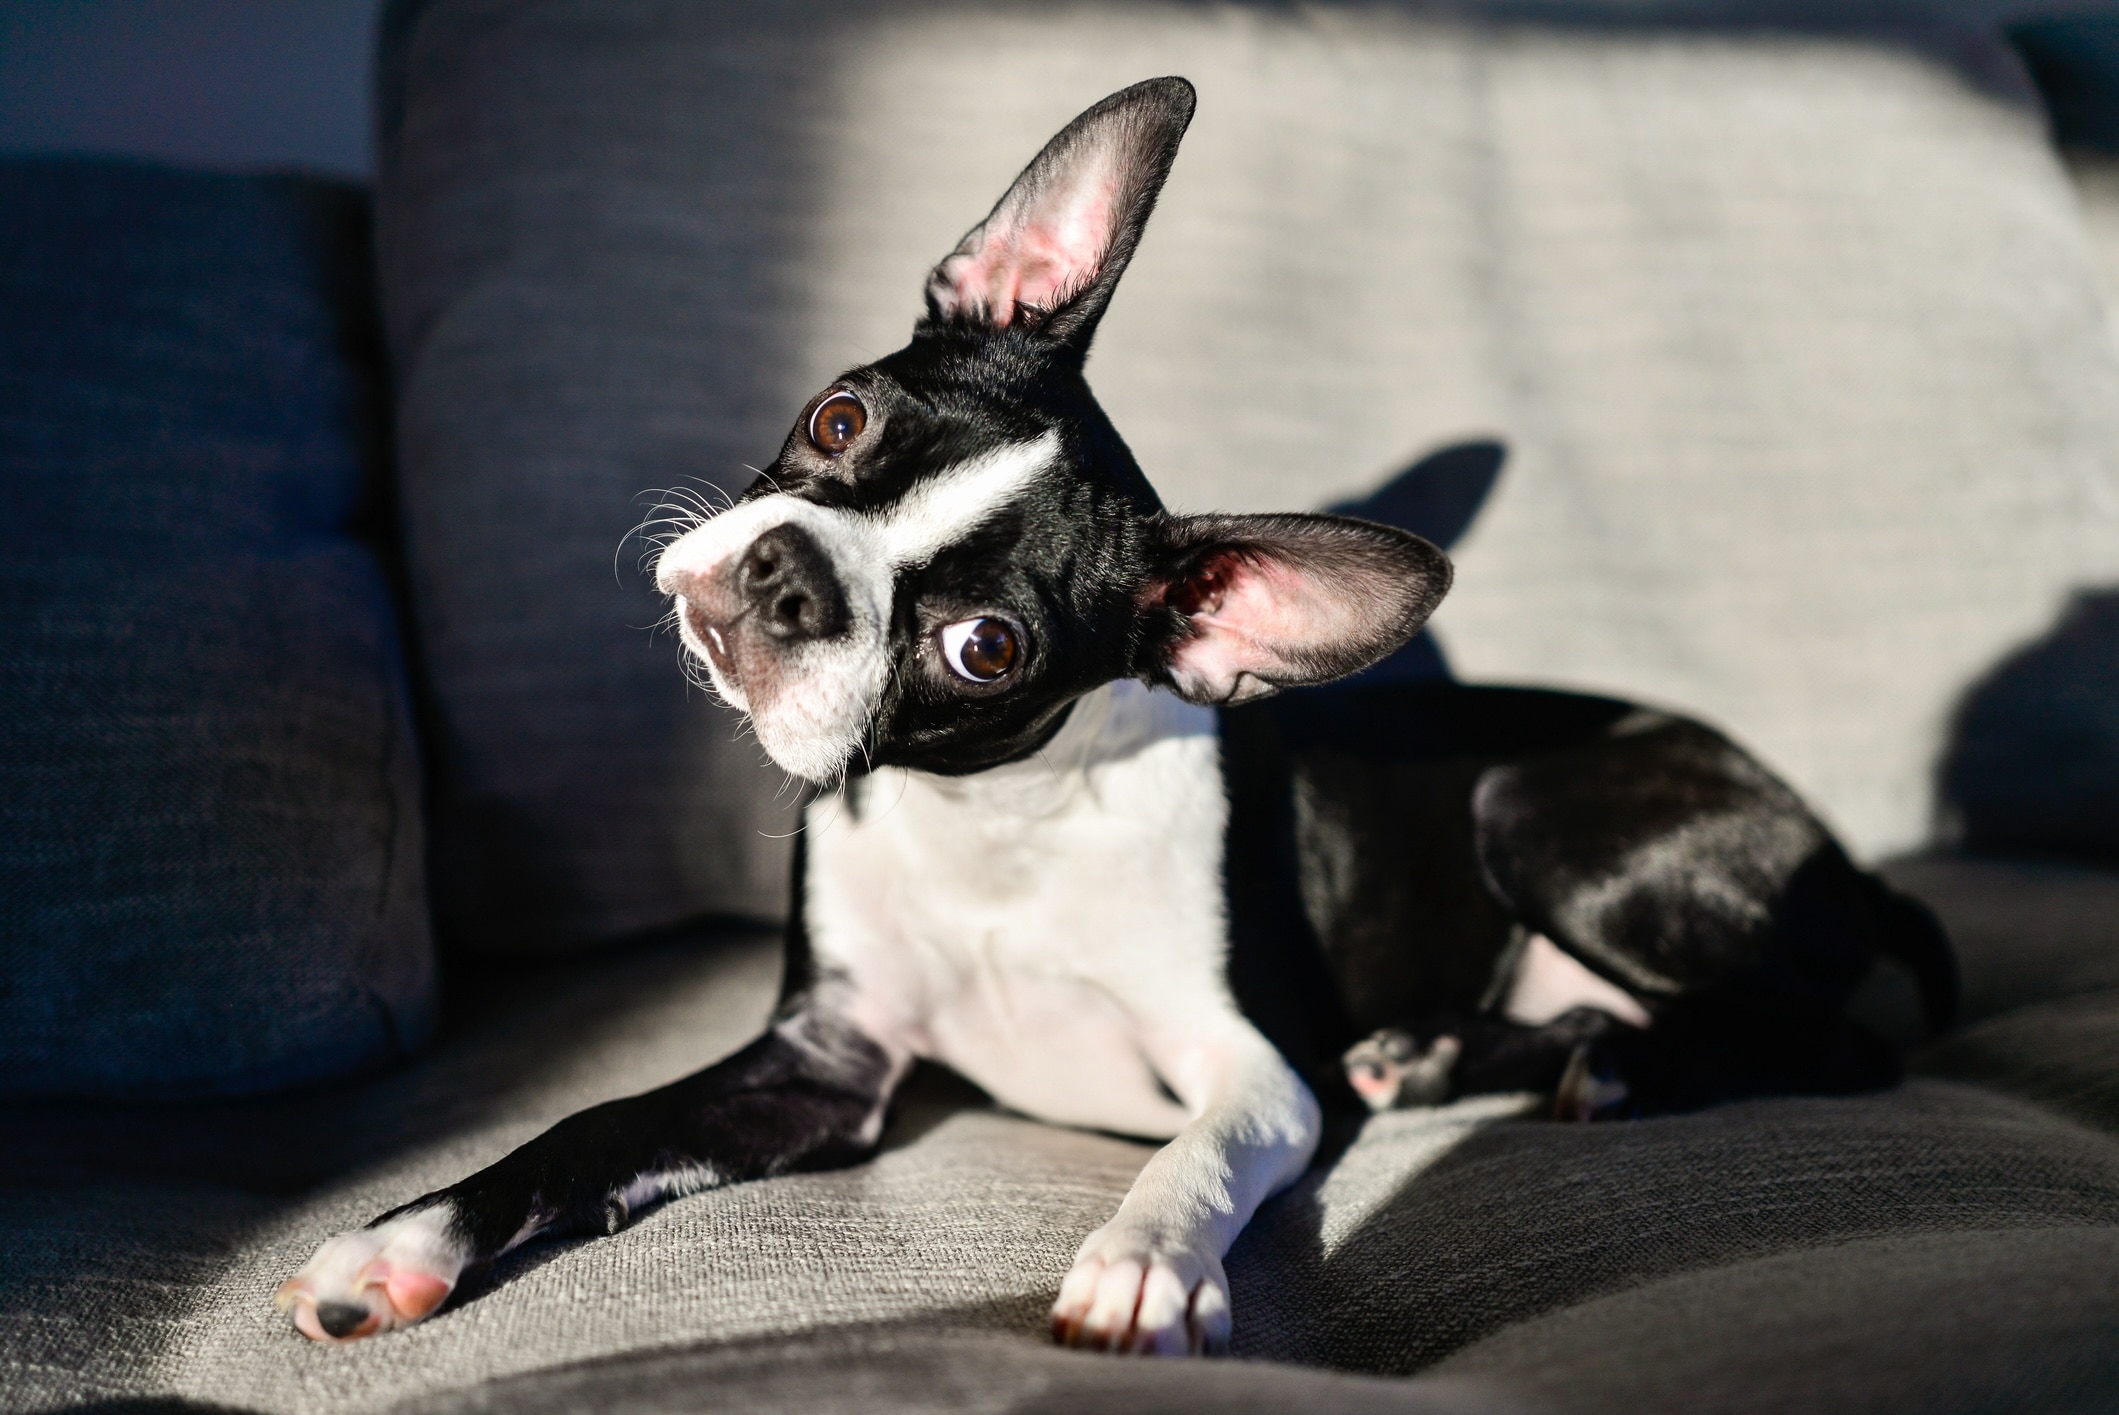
[{"left": 276, "top": 76, "right": 1954, "bottom": 1356}]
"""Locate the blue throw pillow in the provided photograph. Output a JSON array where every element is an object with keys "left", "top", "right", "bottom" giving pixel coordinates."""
[{"left": 0, "top": 159, "right": 435, "bottom": 1097}]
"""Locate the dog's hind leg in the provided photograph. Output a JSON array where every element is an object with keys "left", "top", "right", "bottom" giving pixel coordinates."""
[
  {"left": 275, "top": 1008, "right": 907, "bottom": 1342},
  {"left": 1343, "top": 1008, "right": 1634, "bottom": 1117},
  {"left": 1344, "top": 997, "right": 1901, "bottom": 1122}
]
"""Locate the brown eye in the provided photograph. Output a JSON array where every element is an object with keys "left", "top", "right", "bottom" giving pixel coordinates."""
[
  {"left": 807, "top": 392, "right": 867, "bottom": 455},
  {"left": 938, "top": 617, "right": 1019, "bottom": 683}
]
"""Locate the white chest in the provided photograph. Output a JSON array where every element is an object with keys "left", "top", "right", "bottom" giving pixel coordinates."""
[{"left": 802, "top": 683, "right": 1237, "bottom": 1138}]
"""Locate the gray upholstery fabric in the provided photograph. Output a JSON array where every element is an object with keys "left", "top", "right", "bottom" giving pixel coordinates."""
[
  {"left": 5, "top": 911, "right": 2117, "bottom": 1412},
  {"left": 1231, "top": 1080, "right": 2119, "bottom": 1372},
  {"left": 1844, "top": 854, "right": 2119, "bottom": 1046},
  {"left": 0, "top": 932, "right": 1143, "bottom": 1411},
  {"left": 394, "top": 1231, "right": 2119, "bottom": 1414},
  {"left": 14, "top": 3, "right": 2109, "bottom": 1408},
  {"left": 1940, "top": 588, "right": 2119, "bottom": 864},
  {"left": 1919, "top": 991, "right": 2119, "bottom": 1132},
  {"left": 379, "top": 1, "right": 2119, "bottom": 954},
  {"left": 377, "top": 1, "right": 818, "bottom": 948},
  {"left": 2075, "top": 152, "right": 2119, "bottom": 333},
  {"left": 1432, "top": 1227, "right": 2119, "bottom": 1414},
  {"left": 398, "top": 1329, "right": 1525, "bottom": 1415},
  {"left": 1883, "top": 855, "right": 2119, "bottom": 1021},
  {"left": 0, "top": 160, "right": 434, "bottom": 1097}
]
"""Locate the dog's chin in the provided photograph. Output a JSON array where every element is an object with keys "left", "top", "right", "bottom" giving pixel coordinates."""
[
  {"left": 734, "top": 666, "right": 876, "bottom": 786},
  {"left": 750, "top": 716, "right": 859, "bottom": 786},
  {"left": 677, "top": 605, "right": 881, "bottom": 784}
]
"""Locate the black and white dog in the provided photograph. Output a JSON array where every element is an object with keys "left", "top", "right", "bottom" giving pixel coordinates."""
[{"left": 279, "top": 78, "right": 1953, "bottom": 1356}]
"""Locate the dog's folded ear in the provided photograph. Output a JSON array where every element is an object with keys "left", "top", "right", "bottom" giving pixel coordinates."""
[
  {"left": 1145, "top": 514, "right": 1453, "bottom": 706},
  {"left": 925, "top": 76, "right": 1195, "bottom": 353}
]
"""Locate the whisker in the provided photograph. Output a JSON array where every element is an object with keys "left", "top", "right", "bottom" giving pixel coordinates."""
[{"left": 616, "top": 492, "right": 717, "bottom": 586}]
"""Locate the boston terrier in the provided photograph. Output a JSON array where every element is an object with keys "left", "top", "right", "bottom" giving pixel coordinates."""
[{"left": 277, "top": 77, "right": 1954, "bottom": 1357}]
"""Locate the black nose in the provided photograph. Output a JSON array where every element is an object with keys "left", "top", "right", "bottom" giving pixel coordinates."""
[{"left": 737, "top": 523, "right": 849, "bottom": 643}]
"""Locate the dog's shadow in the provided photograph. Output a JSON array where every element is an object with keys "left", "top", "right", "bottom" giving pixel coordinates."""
[
  {"left": 1936, "top": 586, "right": 2119, "bottom": 867},
  {"left": 1326, "top": 439, "right": 1507, "bottom": 685}
]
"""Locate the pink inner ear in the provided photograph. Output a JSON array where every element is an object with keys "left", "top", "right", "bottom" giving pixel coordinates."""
[
  {"left": 1166, "top": 552, "right": 1353, "bottom": 703},
  {"left": 938, "top": 158, "right": 1121, "bottom": 326}
]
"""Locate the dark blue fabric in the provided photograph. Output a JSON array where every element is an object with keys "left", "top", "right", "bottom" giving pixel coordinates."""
[
  {"left": 0, "top": 159, "right": 435, "bottom": 1097},
  {"left": 2013, "top": 11, "right": 2119, "bottom": 155}
]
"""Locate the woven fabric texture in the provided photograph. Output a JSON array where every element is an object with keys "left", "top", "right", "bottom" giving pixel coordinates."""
[
  {"left": 2, "top": 919, "right": 2116, "bottom": 1412},
  {"left": 0, "top": 160, "right": 434, "bottom": 1097},
  {"left": 378, "top": 0, "right": 2119, "bottom": 953}
]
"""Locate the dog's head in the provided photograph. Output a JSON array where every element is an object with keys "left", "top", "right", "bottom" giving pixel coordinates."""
[{"left": 655, "top": 78, "right": 1451, "bottom": 783}]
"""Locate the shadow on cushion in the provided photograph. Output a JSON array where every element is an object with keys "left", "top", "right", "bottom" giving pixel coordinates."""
[
  {"left": 1434, "top": 1225, "right": 2119, "bottom": 1415},
  {"left": 1229, "top": 1081, "right": 2119, "bottom": 1373},
  {"left": 390, "top": 1326, "right": 1524, "bottom": 1415},
  {"left": 1919, "top": 990, "right": 2119, "bottom": 1134},
  {"left": 1939, "top": 588, "right": 2119, "bottom": 869}
]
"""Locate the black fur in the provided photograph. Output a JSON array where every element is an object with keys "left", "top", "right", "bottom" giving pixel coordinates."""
[
  {"left": 380, "top": 1010, "right": 894, "bottom": 1279},
  {"left": 801, "top": 324, "right": 1170, "bottom": 775},
  {"left": 1225, "top": 683, "right": 1953, "bottom": 1117}
]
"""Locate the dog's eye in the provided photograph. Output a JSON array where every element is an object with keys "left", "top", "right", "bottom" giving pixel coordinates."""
[
  {"left": 807, "top": 392, "right": 867, "bottom": 456},
  {"left": 938, "top": 617, "right": 1019, "bottom": 683}
]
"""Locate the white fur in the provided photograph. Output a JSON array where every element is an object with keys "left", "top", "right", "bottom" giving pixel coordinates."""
[
  {"left": 1502, "top": 932, "right": 1653, "bottom": 1029},
  {"left": 654, "top": 432, "right": 1058, "bottom": 781},
  {"left": 276, "top": 1204, "right": 472, "bottom": 1341},
  {"left": 804, "top": 680, "right": 1321, "bottom": 1352},
  {"left": 618, "top": 1163, "right": 724, "bottom": 1217},
  {"left": 869, "top": 433, "right": 1057, "bottom": 568}
]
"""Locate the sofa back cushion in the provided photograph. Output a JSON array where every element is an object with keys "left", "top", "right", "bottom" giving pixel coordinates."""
[
  {"left": 380, "top": 0, "right": 2119, "bottom": 951},
  {"left": 0, "top": 160, "right": 435, "bottom": 1096}
]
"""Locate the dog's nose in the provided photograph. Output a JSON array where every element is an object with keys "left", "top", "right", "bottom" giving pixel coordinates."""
[{"left": 737, "top": 523, "right": 849, "bottom": 643}]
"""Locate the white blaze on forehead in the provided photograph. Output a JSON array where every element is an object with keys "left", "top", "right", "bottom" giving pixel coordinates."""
[
  {"left": 652, "top": 429, "right": 1060, "bottom": 782},
  {"left": 869, "top": 430, "right": 1058, "bottom": 568}
]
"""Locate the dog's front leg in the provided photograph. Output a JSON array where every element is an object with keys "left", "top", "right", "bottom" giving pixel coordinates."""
[
  {"left": 276, "top": 1008, "right": 906, "bottom": 1343},
  {"left": 1051, "top": 1024, "right": 1320, "bottom": 1356}
]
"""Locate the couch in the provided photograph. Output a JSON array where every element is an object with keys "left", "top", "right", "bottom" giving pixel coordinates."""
[{"left": 5, "top": 2, "right": 2119, "bottom": 1410}]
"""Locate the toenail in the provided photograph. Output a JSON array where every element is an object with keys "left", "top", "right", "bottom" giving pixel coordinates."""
[{"left": 315, "top": 1301, "right": 370, "bottom": 1337}]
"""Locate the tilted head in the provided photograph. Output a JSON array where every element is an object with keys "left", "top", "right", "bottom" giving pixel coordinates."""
[{"left": 655, "top": 77, "right": 1451, "bottom": 782}]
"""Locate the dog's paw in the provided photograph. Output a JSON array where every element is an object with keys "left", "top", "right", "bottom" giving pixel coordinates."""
[
  {"left": 1050, "top": 1225, "right": 1230, "bottom": 1356},
  {"left": 1343, "top": 1029, "right": 1460, "bottom": 1112},
  {"left": 274, "top": 1205, "right": 467, "bottom": 1343}
]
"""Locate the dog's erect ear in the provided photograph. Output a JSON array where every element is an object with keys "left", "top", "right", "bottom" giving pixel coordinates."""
[
  {"left": 925, "top": 76, "right": 1195, "bottom": 352},
  {"left": 1146, "top": 515, "right": 1453, "bottom": 706}
]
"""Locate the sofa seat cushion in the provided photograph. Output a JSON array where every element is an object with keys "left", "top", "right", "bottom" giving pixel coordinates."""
[
  {"left": 0, "top": 159, "right": 433, "bottom": 1097},
  {"left": 5, "top": 912, "right": 2116, "bottom": 1411},
  {"left": 1883, "top": 856, "right": 2119, "bottom": 1022},
  {"left": 1841, "top": 854, "right": 2119, "bottom": 1047},
  {"left": 1919, "top": 992, "right": 2119, "bottom": 1133},
  {"left": 396, "top": 1328, "right": 1519, "bottom": 1415},
  {"left": 1231, "top": 1079, "right": 2119, "bottom": 1372},
  {"left": 395, "top": 1231, "right": 2119, "bottom": 1415},
  {"left": 1430, "top": 1226, "right": 2119, "bottom": 1415}
]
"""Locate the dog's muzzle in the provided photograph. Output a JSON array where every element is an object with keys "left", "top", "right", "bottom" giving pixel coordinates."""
[
  {"left": 667, "top": 520, "right": 853, "bottom": 690},
  {"left": 736, "top": 523, "right": 850, "bottom": 645}
]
